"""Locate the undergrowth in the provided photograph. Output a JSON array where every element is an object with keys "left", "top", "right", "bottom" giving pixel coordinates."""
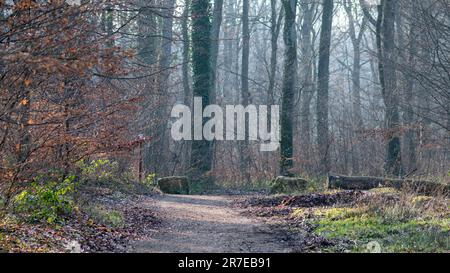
[{"left": 293, "top": 189, "right": 450, "bottom": 253}]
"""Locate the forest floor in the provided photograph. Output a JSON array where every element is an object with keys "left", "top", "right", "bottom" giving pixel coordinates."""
[
  {"left": 131, "top": 194, "right": 297, "bottom": 253},
  {"left": 130, "top": 190, "right": 449, "bottom": 253},
  {"left": 1, "top": 188, "right": 448, "bottom": 253}
]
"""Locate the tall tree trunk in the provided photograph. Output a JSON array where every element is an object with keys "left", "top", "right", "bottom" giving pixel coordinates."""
[
  {"left": 222, "top": 0, "right": 236, "bottom": 104},
  {"left": 139, "top": 0, "right": 162, "bottom": 175},
  {"left": 299, "top": 0, "right": 315, "bottom": 173},
  {"left": 379, "top": 0, "right": 402, "bottom": 176},
  {"left": 154, "top": 0, "right": 176, "bottom": 176},
  {"left": 209, "top": 0, "right": 224, "bottom": 172},
  {"left": 279, "top": 0, "right": 298, "bottom": 176},
  {"left": 343, "top": 0, "right": 366, "bottom": 174},
  {"left": 239, "top": 0, "right": 251, "bottom": 182},
  {"left": 190, "top": 0, "right": 213, "bottom": 185},
  {"left": 241, "top": 0, "right": 250, "bottom": 105},
  {"left": 268, "top": 0, "right": 283, "bottom": 106},
  {"left": 160, "top": 0, "right": 175, "bottom": 76},
  {"left": 210, "top": 0, "right": 224, "bottom": 104},
  {"left": 182, "top": 0, "right": 191, "bottom": 106},
  {"left": 316, "top": 0, "right": 334, "bottom": 175},
  {"left": 181, "top": 0, "right": 191, "bottom": 173},
  {"left": 137, "top": 1, "right": 158, "bottom": 65},
  {"left": 403, "top": 2, "right": 418, "bottom": 173}
]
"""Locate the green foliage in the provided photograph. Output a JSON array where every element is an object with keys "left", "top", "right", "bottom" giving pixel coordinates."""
[
  {"left": 305, "top": 176, "right": 328, "bottom": 193},
  {"left": 76, "top": 158, "right": 147, "bottom": 194},
  {"left": 313, "top": 208, "right": 449, "bottom": 252},
  {"left": 142, "top": 173, "right": 157, "bottom": 188},
  {"left": 13, "top": 176, "right": 76, "bottom": 224},
  {"left": 77, "top": 159, "right": 120, "bottom": 184},
  {"left": 294, "top": 194, "right": 450, "bottom": 253},
  {"left": 85, "top": 206, "right": 124, "bottom": 228}
]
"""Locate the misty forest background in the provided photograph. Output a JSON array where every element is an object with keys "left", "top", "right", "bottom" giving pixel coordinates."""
[{"left": 1, "top": 0, "right": 449, "bottom": 197}]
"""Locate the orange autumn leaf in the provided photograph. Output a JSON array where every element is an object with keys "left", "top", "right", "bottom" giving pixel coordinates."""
[
  {"left": 20, "top": 99, "right": 29, "bottom": 106},
  {"left": 24, "top": 79, "right": 31, "bottom": 87}
]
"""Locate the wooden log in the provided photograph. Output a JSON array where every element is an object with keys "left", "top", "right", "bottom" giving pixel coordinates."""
[{"left": 328, "top": 175, "right": 449, "bottom": 196}]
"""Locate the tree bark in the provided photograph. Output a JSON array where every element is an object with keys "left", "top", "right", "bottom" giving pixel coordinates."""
[
  {"left": 210, "top": 0, "right": 224, "bottom": 104},
  {"left": 403, "top": 2, "right": 418, "bottom": 173},
  {"left": 380, "top": 0, "right": 402, "bottom": 176},
  {"left": 181, "top": 0, "right": 191, "bottom": 173},
  {"left": 239, "top": 0, "right": 251, "bottom": 182},
  {"left": 299, "top": 0, "right": 315, "bottom": 172},
  {"left": 222, "top": 0, "right": 236, "bottom": 104},
  {"left": 279, "top": 0, "right": 298, "bottom": 176},
  {"left": 316, "top": 0, "right": 334, "bottom": 175},
  {"left": 182, "top": 0, "right": 191, "bottom": 106},
  {"left": 343, "top": 0, "right": 366, "bottom": 175},
  {"left": 268, "top": 0, "right": 283, "bottom": 106},
  {"left": 190, "top": 0, "right": 213, "bottom": 185},
  {"left": 137, "top": 1, "right": 158, "bottom": 65}
]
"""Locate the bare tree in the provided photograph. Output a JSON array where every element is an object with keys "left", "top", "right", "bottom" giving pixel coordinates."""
[
  {"left": 280, "top": 0, "right": 298, "bottom": 176},
  {"left": 379, "top": 0, "right": 402, "bottom": 176},
  {"left": 190, "top": 0, "right": 214, "bottom": 185},
  {"left": 316, "top": 0, "right": 334, "bottom": 175}
]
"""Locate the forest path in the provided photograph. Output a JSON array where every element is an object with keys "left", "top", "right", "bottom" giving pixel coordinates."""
[{"left": 131, "top": 194, "right": 294, "bottom": 253}]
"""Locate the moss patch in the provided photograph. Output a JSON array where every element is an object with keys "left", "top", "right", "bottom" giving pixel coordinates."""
[
  {"left": 84, "top": 206, "right": 124, "bottom": 228},
  {"left": 295, "top": 206, "right": 450, "bottom": 253}
]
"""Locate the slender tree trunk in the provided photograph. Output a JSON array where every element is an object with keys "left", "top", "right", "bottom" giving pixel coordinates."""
[
  {"left": 241, "top": 0, "right": 250, "bottom": 105},
  {"left": 190, "top": 0, "right": 213, "bottom": 185},
  {"left": 137, "top": 1, "right": 158, "bottom": 65},
  {"left": 139, "top": 0, "right": 162, "bottom": 175},
  {"left": 182, "top": 0, "right": 191, "bottom": 106},
  {"left": 222, "top": 0, "right": 236, "bottom": 104},
  {"left": 239, "top": 0, "right": 251, "bottom": 182},
  {"left": 268, "top": 0, "right": 283, "bottom": 105},
  {"left": 209, "top": 0, "right": 224, "bottom": 172},
  {"left": 343, "top": 0, "right": 366, "bottom": 174},
  {"left": 210, "top": 0, "right": 224, "bottom": 104},
  {"left": 300, "top": 0, "right": 315, "bottom": 172},
  {"left": 280, "top": 0, "right": 298, "bottom": 176},
  {"left": 155, "top": 0, "right": 176, "bottom": 176},
  {"left": 182, "top": 0, "right": 191, "bottom": 173},
  {"left": 403, "top": 2, "right": 418, "bottom": 173},
  {"left": 380, "top": 0, "right": 402, "bottom": 176},
  {"left": 160, "top": 0, "right": 175, "bottom": 76},
  {"left": 316, "top": 0, "right": 334, "bottom": 175}
]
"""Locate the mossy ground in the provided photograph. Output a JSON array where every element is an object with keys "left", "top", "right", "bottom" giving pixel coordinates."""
[
  {"left": 82, "top": 205, "right": 124, "bottom": 228},
  {"left": 292, "top": 190, "right": 450, "bottom": 253}
]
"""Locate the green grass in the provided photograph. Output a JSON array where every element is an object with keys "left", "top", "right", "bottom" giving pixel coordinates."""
[
  {"left": 291, "top": 189, "right": 450, "bottom": 253},
  {"left": 84, "top": 206, "right": 124, "bottom": 228},
  {"left": 301, "top": 206, "right": 450, "bottom": 253}
]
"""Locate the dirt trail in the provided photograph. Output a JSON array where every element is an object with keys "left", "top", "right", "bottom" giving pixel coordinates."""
[{"left": 131, "top": 194, "right": 294, "bottom": 253}]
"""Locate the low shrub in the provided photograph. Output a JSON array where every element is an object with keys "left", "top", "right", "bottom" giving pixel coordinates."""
[
  {"left": 142, "top": 173, "right": 157, "bottom": 188},
  {"left": 13, "top": 175, "right": 76, "bottom": 224},
  {"left": 77, "top": 159, "right": 120, "bottom": 184}
]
